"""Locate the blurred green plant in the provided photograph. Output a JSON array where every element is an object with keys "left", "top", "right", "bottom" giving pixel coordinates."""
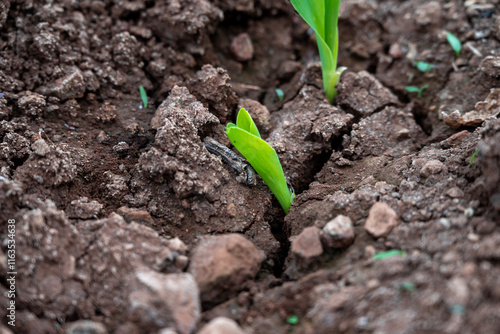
[
  {"left": 373, "top": 249, "right": 405, "bottom": 260},
  {"left": 446, "top": 32, "right": 462, "bottom": 58},
  {"left": 139, "top": 85, "right": 148, "bottom": 108},
  {"left": 405, "top": 85, "right": 428, "bottom": 98}
]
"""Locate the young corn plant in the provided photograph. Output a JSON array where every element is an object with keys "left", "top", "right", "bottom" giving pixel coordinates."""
[
  {"left": 226, "top": 108, "right": 295, "bottom": 214},
  {"left": 290, "top": 0, "right": 346, "bottom": 103}
]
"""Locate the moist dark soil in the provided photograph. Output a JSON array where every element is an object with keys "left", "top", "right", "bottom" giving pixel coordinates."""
[{"left": 1, "top": 0, "right": 500, "bottom": 333}]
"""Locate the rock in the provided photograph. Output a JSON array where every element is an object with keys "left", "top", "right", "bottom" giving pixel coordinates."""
[
  {"left": 238, "top": 98, "right": 271, "bottom": 134},
  {"left": 443, "top": 89, "right": 500, "bottom": 128},
  {"left": 113, "top": 141, "right": 130, "bottom": 154},
  {"left": 96, "top": 130, "right": 109, "bottom": 144},
  {"left": 188, "top": 234, "right": 265, "bottom": 307},
  {"left": 197, "top": 317, "right": 248, "bottom": 334},
  {"left": 67, "top": 197, "right": 103, "bottom": 219},
  {"left": 230, "top": 33, "right": 254, "bottom": 62},
  {"left": 480, "top": 56, "right": 500, "bottom": 78},
  {"left": 365, "top": 202, "right": 399, "bottom": 238},
  {"left": 117, "top": 206, "right": 153, "bottom": 225},
  {"left": 17, "top": 91, "right": 46, "bottom": 117},
  {"left": 65, "top": 320, "right": 108, "bottom": 334},
  {"left": 420, "top": 160, "right": 447, "bottom": 178},
  {"left": 291, "top": 226, "right": 323, "bottom": 258},
  {"left": 320, "top": 215, "right": 355, "bottom": 249},
  {"left": 129, "top": 270, "right": 200, "bottom": 334},
  {"left": 446, "top": 187, "right": 464, "bottom": 198},
  {"left": 31, "top": 138, "right": 50, "bottom": 156},
  {"left": 38, "top": 67, "right": 86, "bottom": 100},
  {"left": 336, "top": 71, "right": 399, "bottom": 117}
]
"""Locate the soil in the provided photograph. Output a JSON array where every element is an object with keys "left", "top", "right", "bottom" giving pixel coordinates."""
[{"left": 1, "top": 0, "right": 500, "bottom": 333}]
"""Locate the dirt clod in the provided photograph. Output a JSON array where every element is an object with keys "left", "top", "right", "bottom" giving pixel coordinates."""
[
  {"left": 198, "top": 317, "right": 248, "bottom": 334},
  {"left": 230, "top": 33, "right": 254, "bottom": 62}
]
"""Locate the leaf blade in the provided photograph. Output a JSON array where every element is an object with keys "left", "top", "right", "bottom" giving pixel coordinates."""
[{"left": 236, "top": 108, "right": 261, "bottom": 139}]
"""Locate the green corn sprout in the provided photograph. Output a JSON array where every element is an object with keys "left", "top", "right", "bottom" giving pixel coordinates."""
[
  {"left": 373, "top": 249, "right": 405, "bottom": 260},
  {"left": 470, "top": 151, "right": 477, "bottom": 166},
  {"left": 226, "top": 108, "right": 295, "bottom": 214},
  {"left": 290, "top": 0, "right": 346, "bottom": 103},
  {"left": 415, "top": 61, "right": 434, "bottom": 72},
  {"left": 139, "top": 85, "right": 148, "bottom": 108},
  {"left": 275, "top": 88, "right": 284, "bottom": 102},
  {"left": 446, "top": 32, "right": 462, "bottom": 58},
  {"left": 405, "top": 85, "right": 428, "bottom": 98}
]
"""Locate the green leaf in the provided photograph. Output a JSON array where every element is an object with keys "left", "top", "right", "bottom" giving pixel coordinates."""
[
  {"left": 470, "top": 151, "right": 477, "bottom": 165},
  {"left": 373, "top": 249, "right": 405, "bottom": 260},
  {"left": 226, "top": 111, "right": 293, "bottom": 214},
  {"left": 275, "top": 88, "right": 284, "bottom": 102},
  {"left": 399, "top": 281, "right": 416, "bottom": 292},
  {"left": 286, "top": 315, "right": 299, "bottom": 325},
  {"left": 236, "top": 108, "right": 261, "bottom": 139},
  {"left": 415, "top": 61, "right": 434, "bottom": 72},
  {"left": 446, "top": 32, "right": 462, "bottom": 58},
  {"left": 405, "top": 86, "right": 420, "bottom": 93},
  {"left": 139, "top": 85, "right": 148, "bottom": 108},
  {"left": 290, "top": 0, "right": 344, "bottom": 103}
]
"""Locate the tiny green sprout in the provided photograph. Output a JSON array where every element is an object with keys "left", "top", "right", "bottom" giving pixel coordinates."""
[
  {"left": 399, "top": 281, "right": 416, "bottom": 292},
  {"left": 446, "top": 32, "right": 462, "bottom": 58},
  {"left": 290, "top": 0, "right": 346, "bottom": 103},
  {"left": 405, "top": 85, "right": 428, "bottom": 98},
  {"left": 226, "top": 108, "right": 295, "bottom": 214},
  {"left": 139, "top": 85, "right": 148, "bottom": 108},
  {"left": 470, "top": 151, "right": 478, "bottom": 165},
  {"left": 286, "top": 315, "right": 299, "bottom": 325},
  {"left": 415, "top": 61, "right": 434, "bottom": 72},
  {"left": 275, "top": 88, "right": 284, "bottom": 102},
  {"left": 373, "top": 249, "right": 405, "bottom": 260}
]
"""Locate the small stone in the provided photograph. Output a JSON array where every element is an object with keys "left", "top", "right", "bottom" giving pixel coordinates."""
[
  {"left": 117, "top": 206, "right": 153, "bottom": 225},
  {"left": 96, "top": 130, "right": 109, "bottom": 144},
  {"left": 439, "top": 218, "right": 451, "bottom": 229},
  {"left": 395, "top": 128, "right": 410, "bottom": 140},
  {"left": 230, "top": 33, "right": 254, "bottom": 62},
  {"left": 467, "top": 233, "right": 479, "bottom": 242},
  {"left": 65, "top": 320, "right": 107, "bottom": 334},
  {"left": 197, "top": 317, "right": 247, "bottom": 334},
  {"left": 113, "top": 141, "right": 130, "bottom": 154},
  {"left": 320, "top": 215, "right": 355, "bottom": 249},
  {"left": 32, "top": 139, "right": 51, "bottom": 156},
  {"left": 365, "top": 202, "right": 399, "bottom": 238},
  {"left": 446, "top": 187, "right": 464, "bottom": 198},
  {"left": 479, "top": 56, "right": 500, "bottom": 78},
  {"left": 388, "top": 43, "right": 403, "bottom": 59},
  {"left": 291, "top": 226, "right": 323, "bottom": 258},
  {"left": 420, "top": 160, "right": 447, "bottom": 178}
]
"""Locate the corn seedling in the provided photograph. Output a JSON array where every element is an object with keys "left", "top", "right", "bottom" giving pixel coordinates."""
[
  {"left": 446, "top": 32, "right": 462, "bottom": 58},
  {"left": 226, "top": 108, "right": 295, "bottom": 214},
  {"left": 139, "top": 85, "right": 148, "bottom": 108},
  {"left": 290, "top": 0, "right": 346, "bottom": 103},
  {"left": 373, "top": 249, "right": 405, "bottom": 260},
  {"left": 286, "top": 315, "right": 299, "bottom": 325},
  {"left": 415, "top": 61, "right": 434, "bottom": 72},
  {"left": 405, "top": 85, "right": 428, "bottom": 98},
  {"left": 275, "top": 88, "right": 284, "bottom": 102},
  {"left": 470, "top": 151, "right": 477, "bottom": 166}
]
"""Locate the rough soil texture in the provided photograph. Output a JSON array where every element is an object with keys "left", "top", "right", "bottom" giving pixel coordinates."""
[{"left": 1, "top": 0, "right": 500, "bottom": 333}]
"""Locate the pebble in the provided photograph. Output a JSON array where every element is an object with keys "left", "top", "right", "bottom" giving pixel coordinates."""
[
  {"left": 67, "top": 197, "right": 104, "bottom": 219},
  {"left": 113, "top": 141, "right": 130, "bottom": 154},
  {"left": 365, "top": 202, "right": 399, "bottom": 238},
  {"left": 439, "top": 218, "right": 451, "bottom": 229},
  {"left": 96, "top": 130, "right": 109, "bottom": 144},
  {"left": 320, "top": 215, "right": 355, "bottom": 249},
  {"left": 197, "top": 317, "right": 247, "bottom": 334},
  {"left": 117, "top": 206, "right": 153, "bottom": 225},
  {"left": 446, "top": 187, "right": 464, "bottom": 198},
  {"left": 230, "top": 33, "right": 254, "bottom": 62},
  {"left": 420, "top": 160, "right": 447, "bottom": 178},
  {"left": 32, "top": 139, "right": 51, "bottom": 156},
  {"left": 291, "top": 226, "right": 323, "bottom": 258},
  {"left": 65, "top": 320, "right": 108, "bottom": 334}
]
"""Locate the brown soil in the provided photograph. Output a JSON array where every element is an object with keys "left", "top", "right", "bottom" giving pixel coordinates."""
[{"left": 1, "top": 0, "right": 500, "bottom": 333}]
